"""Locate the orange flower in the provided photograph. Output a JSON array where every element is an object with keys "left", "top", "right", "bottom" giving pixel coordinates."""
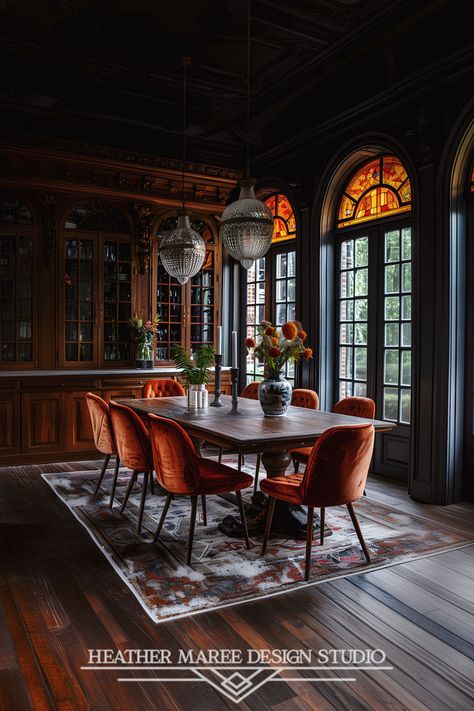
[
  {"left": 271, "top": 336, "right": 279, "bottom": 346},
  {"left": 245, "top": 337, "right": 256, "bottom": 349},
  {"left": 282, "top": 321, "right": 298, "bottom": 340},
  {"left": 298, "top": 330, "right": 307, "bottom": 341},
  {"left": 265, "top": 326, "right": 275, "bottom": 336},
  {"left": 302, "top": 347, "right": 313, "bottom": 360},
  {"left": 268, "top": 347, "right": 281, "bottom": 357}
]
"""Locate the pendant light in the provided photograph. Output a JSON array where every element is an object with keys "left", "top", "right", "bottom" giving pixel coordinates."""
[
  {"left": 219, "top": 0, "right": 273, "bottom": 270},
  {"left": 159, "top": 57, "right": 205, "bottom": 285}
]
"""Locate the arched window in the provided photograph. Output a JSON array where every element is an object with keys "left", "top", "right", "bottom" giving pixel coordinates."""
[
  {"left": 0, "top": 194, "right": 35, "bottom": 366},
  {"left": 244, "top": 192, "right": 297, "bottom": 384},
  {"left": 335, "top": 154, "right": 412, "bottom": 479},
  {"left": 337, "top": 155, "right": 412, "bottom": 228},
  {"left": 60, "top": 201, "right": 133, "bottom": 367},
  {"left": 154, "top": 215, "right": 217, "bottom": 363}
]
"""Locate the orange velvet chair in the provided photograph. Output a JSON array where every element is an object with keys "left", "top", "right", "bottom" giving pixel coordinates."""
[
  {"left": 142, "top": 379, "right": 185, "bottom": 399},
  {"left": 291, "top": 388, "right": 319, "bottom": 411},
  {"left": 291, "top": 395, "right": 375, "bottom": 473},
  {"left": 261, "top": 423, "right": 375, "bottom": 581},
  {"left": 148, "top": 413, "right": 253, "bottom": 565},
  {"left": 109, "top": 401, "right": 154, "bottom": 533},
  {"left": 86, "top": 393, "right": 120, "bottom": 507}
]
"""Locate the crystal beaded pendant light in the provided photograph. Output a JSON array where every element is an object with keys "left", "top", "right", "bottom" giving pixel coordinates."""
[
  {"left": 219, "top": 0, "right": 274, "bottom": 270},
  {"left": 159, "top": 57, "right": 205, "bottom": 285}
]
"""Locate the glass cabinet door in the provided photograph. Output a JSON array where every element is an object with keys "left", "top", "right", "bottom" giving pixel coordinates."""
[
  {"left": 190, "top": 250, "right": 215, "bottom": 352},
  {"left": 0, "top": 232, "right": 34, "bottom": 364},
  {"left": 103, "top": 239, "right": 132, "bottom": 363},
  {"left": 155, "top": 262, "right": 183, "bottom": 363},
  {"left": 64, "top": 237, "right": 95, "bottom": 363}
]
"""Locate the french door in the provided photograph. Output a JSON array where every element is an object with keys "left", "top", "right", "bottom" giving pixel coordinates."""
[
  {"left": 336, "top": 220, "right": 412, "bottom": 479},
  {"left": 243, "top": 244, "right": 297, "bottom": 385}
]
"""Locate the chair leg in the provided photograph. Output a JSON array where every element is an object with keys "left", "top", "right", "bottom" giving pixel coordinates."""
[
  {"left": 320, "top": 507, "right": 325, "bottom": 546},
  {"left": 153, "top": 492, "right": 172, "bottom": 542},
  {"left": 201, "top": 495, "right": 207, "bottom": 526},
  {"left": 120, "top": 470, "right": 137, "bottom": 513},
  {"left": 236, "top": 490, "right": 251, "bottom": 549},
  {"left": 261, "top": 497, "right": 277, "bottom": 555},
  {"left": 238, "top": 452, "right": 243, "bottom": 471},
  {"left": 186, "top": 496, "right": 198, "bottom": 566},
  {"left": 305, "top": 506, "right": 314, "bottom": 581},
  {"left": 149, "top": 474, "right": 154, "bottom": 495},
  {"left": 363, "top": 488, "right": 367, "bottom": 496},
  {"left": 293, "top": 459, "right": 300, "bottom": 474},
  {"left": 94, "top": 453, "right": 110, "bottom": 496},
  {"left": 218, "top": 446, "right": 223, "bottom": 463},
  {"left": 108, "top": 456, "right": 121, "bottom": 509},
  {"left": 253, "top": 453, "right": 261, "bottom": 495},
  {"left": 347, "top": 502, "right": 371, "bottom": 563},
  {"left": 137, "top": 472, "right": 149, "bottom": 533}
]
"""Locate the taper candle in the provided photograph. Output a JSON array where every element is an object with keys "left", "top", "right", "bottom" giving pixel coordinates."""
[
  {"left": 231, "top": 330, "right": 237, "bottom": 368},
  {"left": 216, "top": 325, "right": 222, "bottom": 356}
]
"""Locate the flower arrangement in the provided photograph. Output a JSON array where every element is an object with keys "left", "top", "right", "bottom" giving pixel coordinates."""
[
  {"left": 245, "top": 319, "right": 312, "bottom": 372},
  {"left": 128, "top": 313, "right": 159, "bottom": 362}
]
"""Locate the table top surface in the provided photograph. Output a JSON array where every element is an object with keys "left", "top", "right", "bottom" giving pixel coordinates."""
[{"left": 118, "top": 395, "right": 392, "bottom": 453}]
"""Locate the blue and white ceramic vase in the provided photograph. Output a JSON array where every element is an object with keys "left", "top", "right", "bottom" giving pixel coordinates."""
[{"left": 258, "top": 369, "right": 292, "bottom": 417}]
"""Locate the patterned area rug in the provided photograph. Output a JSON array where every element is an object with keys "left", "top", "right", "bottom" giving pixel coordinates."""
[{"left": 42, "top": 458, "right": 473, "bottom": 624}]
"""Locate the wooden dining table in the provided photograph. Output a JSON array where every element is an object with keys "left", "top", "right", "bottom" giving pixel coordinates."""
[{"left": 119, "top": 394, "right": 392, "bottom": 538}]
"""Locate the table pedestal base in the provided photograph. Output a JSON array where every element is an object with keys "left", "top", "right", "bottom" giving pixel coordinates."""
[{"left": 217, "top": 449, "right": 333, "bottom": 540}]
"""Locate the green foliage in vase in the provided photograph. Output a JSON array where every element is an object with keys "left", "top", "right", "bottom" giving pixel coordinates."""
[{"left": 171, "top": 344, "right": 215, "bottom": 385}]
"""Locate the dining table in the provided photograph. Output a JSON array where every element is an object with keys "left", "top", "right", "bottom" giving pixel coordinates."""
[{"left": 118, "top": 394, "right": 392, "bottom": 539}]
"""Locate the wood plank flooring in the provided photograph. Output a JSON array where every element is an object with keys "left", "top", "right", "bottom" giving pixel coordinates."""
[{"left": 0, "top": 461, "right": 473, "bottom": 711}]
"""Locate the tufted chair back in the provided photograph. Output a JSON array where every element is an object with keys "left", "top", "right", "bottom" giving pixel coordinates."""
[
  {"left": 142, "top": 379, "right": 185, "bottom": 399},
  {"left": 240, "top": 381, "right": 260, "bottom": 400},
  {"left": 291, "top": 388, "right": 319, "bottom": 410},
  {"left": 148, "top": 414, "right": 201, "bottom": 495},
  {"left": 86, "top": 393, "right": 116, "bottom": 455},
  {"left": 333, "top": 396, "right": 375, "bottom": 419},
  {"left": 109, "top": 401, "right": 153, "bottom": 472},
  {"left": 301, "top": 424, "right": 375, "bottom": 508}
]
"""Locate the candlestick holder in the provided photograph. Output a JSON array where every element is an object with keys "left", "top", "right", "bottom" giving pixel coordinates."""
[
  {"left": 210, "top": 354, "right": 224, "bottom": 407},
  {"left": 229, "top": 367, "right": 241, "bottom": 415}
]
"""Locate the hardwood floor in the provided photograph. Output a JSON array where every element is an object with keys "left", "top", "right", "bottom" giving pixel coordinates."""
[{"left": 0, "top": 461, "right": 473, "bottom": 711}]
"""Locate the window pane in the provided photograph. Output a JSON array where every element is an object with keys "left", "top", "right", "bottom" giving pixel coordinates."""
[
  {"left": 354, "top": 382, "right": 367, "bottom": 397},
  {"left": 256, "top": 258, "right": 265, "bottom": 281},
  {"left": 340, "top": 323, "right": 354, "bottom": 345},
  {"left": 287, "top": 251, "right": 296, "bottom": 277},
  {"left": 355, "top": 323, "right": 367, "bottom": 345},
  {"left": 287, "top": 278, "right": 296, "bottom": 302},
  {"left": 401, "top": 350, "right": 411, "bottom": 386},
  {"left": 384, "top": 387, "right": 399, "bottom": 421},
  {"left": 402, "top": 227, "right": 412, "bottom": 260},
  {"left": 385, "top": 230, "right": 400, "bottom": 262},
  {"left": 384, "top": 349, "right": 399, "bottom": 384},
  {"left": 385, "top": 322, "right": 399, "bottom": 347},
  {"left": 355, "top": 268, "right": 368, "bottom": 296},
  {"left": 354, "top": 347, "right": 367, "bottom": 380},
  {"left": 341, "top": 240, "right": 354, "bottom": 269},
  {"left": 276, "top": 253, "right": 287, "bottom": 278},
  {"left": 355, "top": 236, "right": 368, "bottom": 267},
  {"left": 340, "top": 300, "right": 354, "bottom": 321},
  {"left": 276, "top": 280, "right": 286, "bottom": 302},
  {"left": 402, "top": 295, "right": 411, "bottom": 320},
  {"left": 340, "top": 380, "right": 352, "bottom": 398},
  {"left": 401, "top": 322, "right": 411, "bottom": 347},
  {"left": 385, "top": 296, "right": 399, "bottom": 320},
  {"left": 340, "top": 271, "right": 354, "bottom": 298},
  {"left": 276, "top": 303, "right": 286, "bottom": 325},
  {"left": 385, "top": 264, "right": 399, "bottom": 293},
  {"left": 402, "top": 263, "right": 411, "bottom": 292},
  {"left": 354, "top": 298, "right": 367, "bottom": 321},
  {"left": 340, "top": 347, "right": 353, "bottom": 378},
  {"left": 400, "top": 389, "right": 411, "bottom": 424}
]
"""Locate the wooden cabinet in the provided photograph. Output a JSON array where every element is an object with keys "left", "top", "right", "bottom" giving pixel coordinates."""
[
  {"left": 0, "top": 369, "right": 232, "bottom": 464},
  {"left": 0, "top": 391, "right": 20, "bottom": 455},
  {"left": 21, "top": 391, "right": 66, "bottom": 454}
]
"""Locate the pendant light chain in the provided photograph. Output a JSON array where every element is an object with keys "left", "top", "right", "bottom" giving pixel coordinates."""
[{"left": 246, "top": 0, "right": 251, "bottom": 179}]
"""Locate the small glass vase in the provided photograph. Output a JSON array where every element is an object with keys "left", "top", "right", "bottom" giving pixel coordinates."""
[
  {"left": 136, "top": 342, "right": 154, "bottom": 369},
  {"left": 187, "top": 383, "right": 209, "bottom": 410},
  {"left": 258, "top": 369, "right": 292, "bottom": 416}
]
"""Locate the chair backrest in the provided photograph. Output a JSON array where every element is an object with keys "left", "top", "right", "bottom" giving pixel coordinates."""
[
  {"left": 241, "top": 381, "right": 259, "bottom": 399},
  {"left": 291, "top": 388, "right": 319, "bottom": 410},
  {"left": 301, "top": 423, "right": 375, "bottom": 507},
  {"left": 332, "top": 396, "right": 375, "bottom": 419},
  {"left": 142, "top": 379, "right": 185, "bottom": 399},
  {"left": 109, "top": 401, "right": 152, "bottom": 472},
  {"left": 86, "top": 393, "right": 116, "bottom": 455},
  {"left": 147, "top": 414, "right": 200, "bottom": 495}
]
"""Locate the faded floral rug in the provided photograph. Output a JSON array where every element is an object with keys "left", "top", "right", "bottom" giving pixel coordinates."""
[{"left": 42, "top": 457, "right": 473, "bottom": 624}]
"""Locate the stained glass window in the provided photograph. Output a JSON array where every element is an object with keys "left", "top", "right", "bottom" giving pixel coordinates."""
[
  {"left": 337, "top": 156, "right": 411, "bottom": 228},
  {"left": 264, "top": 193, "right": 296, "bottom": 243}
]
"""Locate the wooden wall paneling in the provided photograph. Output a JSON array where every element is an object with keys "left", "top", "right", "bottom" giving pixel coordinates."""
[{"left": 66, "top": 390, "right": 100, "bottom": 452}]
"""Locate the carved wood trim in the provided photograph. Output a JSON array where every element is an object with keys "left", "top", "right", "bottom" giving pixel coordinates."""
[
  {"left": 40, "top": 193, "right": 58, "bottom": 268},
  {"left": 133, "top": 203, "right": 156, "bottom": 274}
]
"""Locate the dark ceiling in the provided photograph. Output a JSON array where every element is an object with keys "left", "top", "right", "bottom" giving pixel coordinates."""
[{"left": 0, "top": 0, "right": 472, "bottom": 170}]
